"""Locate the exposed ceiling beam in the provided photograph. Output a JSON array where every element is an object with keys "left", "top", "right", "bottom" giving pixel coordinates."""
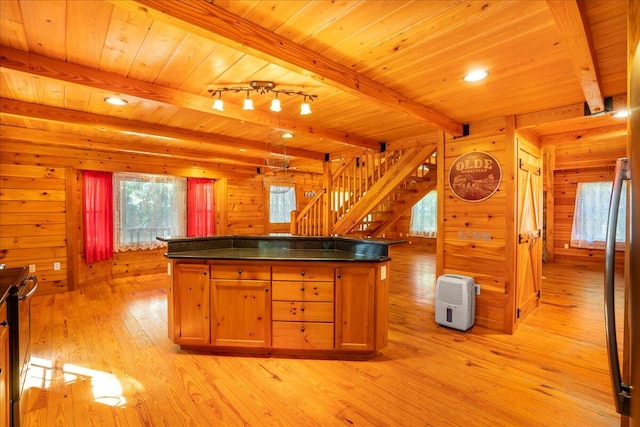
[
  {"left": 0, "top": 125, "right": 267, "bottom": 168},
  {"left": 0, "top": 98, "right": 325, "bottom": 161},
  {"left": 516, "top": 94, "right": 626, "bottom": 128},
  {"left": 540, "top": 124, "right": 627, "bottom": 146},
  {"left": 546, "top": 0, "right": 604, "bottom": 114},
  {"left": 0, "top": 47, "right": 378, "bottom": 151},
  {"left": 128, "top": 0, "right": 464, "bottom": 136}
]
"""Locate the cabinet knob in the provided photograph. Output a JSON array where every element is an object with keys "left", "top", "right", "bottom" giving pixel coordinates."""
[
  {"left": 300, "top": 327, "right": 305, "bottom": 332},
  {"left": 265, "top": 288, "right": 269, "bottom": 293},
  {"left": 300, "top": 306, "right": 305, "bottom": 312},
  {"left": 0, "top": 320, "right": 7, "bottom": 327},
  {"left": 203, "top": 271, "right": 207, "bottom": 276},
  {"left": 301, "top": 287, "right": 305, "bottom": 292},
  {"left": 337, "top": 273, "right": 342, "bottom": 279},
  {"left": 300, "top": 271, "right": 305, "bottom": 277},
  {"left": 238, "top": 269, "right": 243, "bottom": 275}
]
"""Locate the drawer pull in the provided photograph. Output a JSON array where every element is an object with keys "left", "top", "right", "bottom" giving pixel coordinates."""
[
  {"left": 301, "top": 287, "right": 305, "bottom": 292},
  {"left": 265, "top": 288, "right": 269, "bottom": 293},
  {"left": 300, "top": 271, "right": 305, "bottom": 277},
  {"left": 337, "top": 273, "right": 342, "bottom": 279},
  {"left": 238, "top": 269, "right": 243, "bottom": 275},
  {"left": 300, "top": 307, "right": 305, "bottom": 312},
  {"left": 300, "top": 327, "right": 305, "bottom": 332}
]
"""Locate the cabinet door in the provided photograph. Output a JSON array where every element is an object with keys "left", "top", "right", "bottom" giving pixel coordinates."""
[
  {"left": 175, "top": 264, "right": 210, "bottom": 346},
  {"left": 335, "top": 267, "right": 375, "bottom": 351},
  {"left": 212, "top": 280, "right": 271, "bottom": 348}
]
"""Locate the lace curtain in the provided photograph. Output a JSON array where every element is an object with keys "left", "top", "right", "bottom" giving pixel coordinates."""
[
  {"left": 570, "top": 181, "right": 626, "bottom": 251},
  {"left": 269, "top": 185, "right": 296, "bottom": 223},
  {"left": 114, "top": 173, "right": 187, "bottom": 251},
  {"left": 410, "top": 191, "right": 437, "bottom": 238}
]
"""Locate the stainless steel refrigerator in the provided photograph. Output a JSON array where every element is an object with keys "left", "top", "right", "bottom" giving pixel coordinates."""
[{"left": 605, "top": 19, "right": 639, "bottom": 425}]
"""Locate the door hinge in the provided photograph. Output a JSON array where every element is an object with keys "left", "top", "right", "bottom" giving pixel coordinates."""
[
  {"left": 517, "top": 308, "right": 521, "bottom": 319},
  {"left": 537, "top": 290, "right": 541, "bottom": 299}
]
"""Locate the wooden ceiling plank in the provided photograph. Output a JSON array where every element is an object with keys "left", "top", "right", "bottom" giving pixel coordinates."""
[
  {"left": 128, "top": 0, "right": 464, "bottom": 136},
  {"left": 546, "top": 0, "right": 604, "bottom": 114},
  {"left": 539, "top": 124, "right": 627, "bottom": 146},
  {"left": 0, "top": 98, "right": 324, "bottom": 161},
  {"left": 0, "top": 47, "right": 377, "bottom": 150}
]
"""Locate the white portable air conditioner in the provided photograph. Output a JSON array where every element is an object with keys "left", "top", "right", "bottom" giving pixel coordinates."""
[{"left": 435, "top": 274, "right": 477, "bottom": 331}]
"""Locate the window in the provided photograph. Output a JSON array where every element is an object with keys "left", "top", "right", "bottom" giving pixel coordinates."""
[
  {"left": 269, "top": 185, "right": 296, "bottom": 224},
  {"left": 571, "top": 181, "right": 626, "bottom": 251},
  {"left": 114, "top": 173, "right": 187, "bottom": 251},
  {"left": 410, "top": 191, "right": 437, "bottom": 237}
]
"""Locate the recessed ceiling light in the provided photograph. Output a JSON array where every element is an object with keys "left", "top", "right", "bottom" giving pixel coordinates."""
[
  {"left": 281, "top": 132, "right": 294, "bottom": 139},
  {"left": 613, "top": 109, "right": 629, "bottom": 118},
  {"left": 104, "top": 96, "right": 128, "bottom": 106},
  {"left": 463, "top": 70, "right": 489, "bottom": 82}
]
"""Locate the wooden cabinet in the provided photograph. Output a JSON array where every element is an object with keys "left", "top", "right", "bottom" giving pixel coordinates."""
[
  {"left": 272, "top": 266, "right": 334, "bottom": 350},
  {"left": 1, "top": 300, "right": 10, "bottom": 427},
  {"left": 173, "top": 263, "right": 210, "bottom": 346},
  {"left": 210, "top": 263, "right": 271, "bottom": 348},
  {"left": 336, "top": 266, "right": 376, "bottom": 351},
  {"left": 169, "top": 259, "right": 388, "bottom": 357}
]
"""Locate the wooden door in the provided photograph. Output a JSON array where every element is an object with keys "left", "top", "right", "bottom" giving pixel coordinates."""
[
  {"left": 211, "top": 280, "right": 271, "bottom": 348},
  {"left": 515, "top": 138, "right": 543, "bottom": 325},
  {"left": 175, "top": 264, "right": 210, "bottom": 346},
  {"left": 335, "top": 266, "right": 375, "bottom": 351}
]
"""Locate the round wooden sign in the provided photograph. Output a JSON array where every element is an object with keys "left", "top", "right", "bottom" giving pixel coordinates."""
[{"left": 448, "top": 151, "right": 502, "bottom": 202}]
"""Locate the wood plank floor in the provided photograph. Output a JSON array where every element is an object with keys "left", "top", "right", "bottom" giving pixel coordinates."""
[{"left": 20, "top": 243, "right": 624, "bottom": 426}]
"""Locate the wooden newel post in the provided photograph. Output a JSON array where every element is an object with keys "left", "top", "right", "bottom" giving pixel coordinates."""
[{"left": 290, "top": 210, "right": 298, "bottom": 235}]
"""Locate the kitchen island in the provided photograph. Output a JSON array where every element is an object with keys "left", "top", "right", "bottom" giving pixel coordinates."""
[{"left": 160, "top": 235, "right": 395, "bottom": 358}]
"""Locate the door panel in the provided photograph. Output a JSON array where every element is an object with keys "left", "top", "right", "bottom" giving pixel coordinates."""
[{"left": 515, "top": 138, "right": 542, "bottom": 325}]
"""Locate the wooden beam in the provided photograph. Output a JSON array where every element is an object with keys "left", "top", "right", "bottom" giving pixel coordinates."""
[
  {"left": 0, "top": 98, "right": 324, "bottom": 161},
  {"left": 540, "top": 123, "right": 627, "bottom": 146},
  {"left": 128, "top": 0, "right": 464, "bottom": 137},
  {"left": 546, "top": 0, "right": 604, "bottom": 113},
  {"left": 0, "top": 47, "right": 378, "bottom": 151},
  {"left": 0, "top": 125, "right": 267, "bottom": 168},
  {"left": 516, "top": 94, "right": 626, "bottom": 128}
]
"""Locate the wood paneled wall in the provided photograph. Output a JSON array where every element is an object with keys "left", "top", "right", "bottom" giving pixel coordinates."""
[
  {"left": 437, "top": 125, "right": 511, "bottom": 333},
  {"left": 547, "top": 136, "right": 627, "bottom": 264},
  {"left": 0, "top": 137, "right": 323, "bottom": 294}
]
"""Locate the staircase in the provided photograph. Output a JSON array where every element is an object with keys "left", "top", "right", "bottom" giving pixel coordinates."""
[{"left": 292, "top": 143, "right": 437, "bottom": 237}]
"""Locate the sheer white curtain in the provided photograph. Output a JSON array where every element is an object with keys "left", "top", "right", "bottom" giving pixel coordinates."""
[
  {"left": 269, "top": 185, "right": 296, "bottom": 223},
  {"left": 410, "top": 191, "right": 437, "bottom": 237},
  {"left": 570, "top": 181, "right": 626, "bottom": 251},
  {"left": 113, "top": 173, "right": 187, "bottom": 251}
]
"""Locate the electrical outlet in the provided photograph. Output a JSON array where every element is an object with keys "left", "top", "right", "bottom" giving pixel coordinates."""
[
  {"left": 564, "top": 243, "right": 569, "bottom": 249},
  {"left": 29, "top": 264, "right": 36, "bottom": 273},
  {"left": 167, "top": 262, "right": 172, "bottom": 276},
  {"left": 53, "top": 262, "right": 61, "bottom": 271},
  {"left": 475, "top": 285, "right": 481, "bottom": 295}
]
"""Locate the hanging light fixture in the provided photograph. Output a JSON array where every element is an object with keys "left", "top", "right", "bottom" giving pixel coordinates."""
[
  {"left": 208, "top": 81, "right": 317, "bottom": 115},
  {"left": 270, "top": 93, "right": 282, "bottom": 112},
  {"left": 243, "top": 91, "right": 254, "bottom": 110},
  {"left": 300, "top": 96, "right": 312, "bottom": 115}
]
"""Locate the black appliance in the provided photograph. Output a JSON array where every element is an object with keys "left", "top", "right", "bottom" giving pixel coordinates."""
[{"left": 0, "top": 267, "right": 37, "bottom": 427}]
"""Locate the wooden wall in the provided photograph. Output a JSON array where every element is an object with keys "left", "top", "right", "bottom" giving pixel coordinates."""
[
  {"left": 546, "top": 135, "right": 627, "bottom": 265},
  {"left": 437, "top": 121, "right": 511, "bottom": 333},
  {"left": 0, "top": 136, "right": 323, "bottom": 294}
]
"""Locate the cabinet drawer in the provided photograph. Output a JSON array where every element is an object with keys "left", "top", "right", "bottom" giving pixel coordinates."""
[
  {"left": 272, "top": 322, "right": 334, "bottom": 350},
  {"left": 210, "top": 264, "right": 271, "bottom": 280},
  {"left": 272, "top": 301, "right": 334, "bottom": 322},
  {"left": 272, "top": 266, "right": 334, "bottom": 281},
  {"left": 272, "top": 281, "right": 334, "bottom": 302}
]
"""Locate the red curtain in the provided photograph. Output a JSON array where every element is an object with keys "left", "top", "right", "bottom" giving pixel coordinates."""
[
  {"left": 82, "top": 171, "right": 113, "bottom": 263},
  {"left": 187, "top": 178, "right": 215, "bottom": 237}
]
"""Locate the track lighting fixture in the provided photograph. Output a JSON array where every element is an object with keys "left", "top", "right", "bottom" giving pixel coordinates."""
[{"left": 208, "top": 81, "right": 317, "bottom": 115}]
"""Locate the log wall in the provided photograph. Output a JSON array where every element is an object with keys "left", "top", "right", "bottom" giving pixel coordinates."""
[
  {"left": 0, "top": 138, "right": 322, "bottom": 294},
  {"left": 547, "top": 135, "right": 627, "bottom": 264}
]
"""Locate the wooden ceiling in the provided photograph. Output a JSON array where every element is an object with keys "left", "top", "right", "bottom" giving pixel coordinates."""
[{"left": 0, "top": 0, "right": 629, "bottom": 175}]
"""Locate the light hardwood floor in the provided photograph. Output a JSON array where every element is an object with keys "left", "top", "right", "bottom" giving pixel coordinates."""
[{"left": 20, "top": 244, "right": 624, "bottom": 426}]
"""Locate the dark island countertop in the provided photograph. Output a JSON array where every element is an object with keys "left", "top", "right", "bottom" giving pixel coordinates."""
[{"left": 158, "top": 235, "right": 403, "bottom": 262}]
